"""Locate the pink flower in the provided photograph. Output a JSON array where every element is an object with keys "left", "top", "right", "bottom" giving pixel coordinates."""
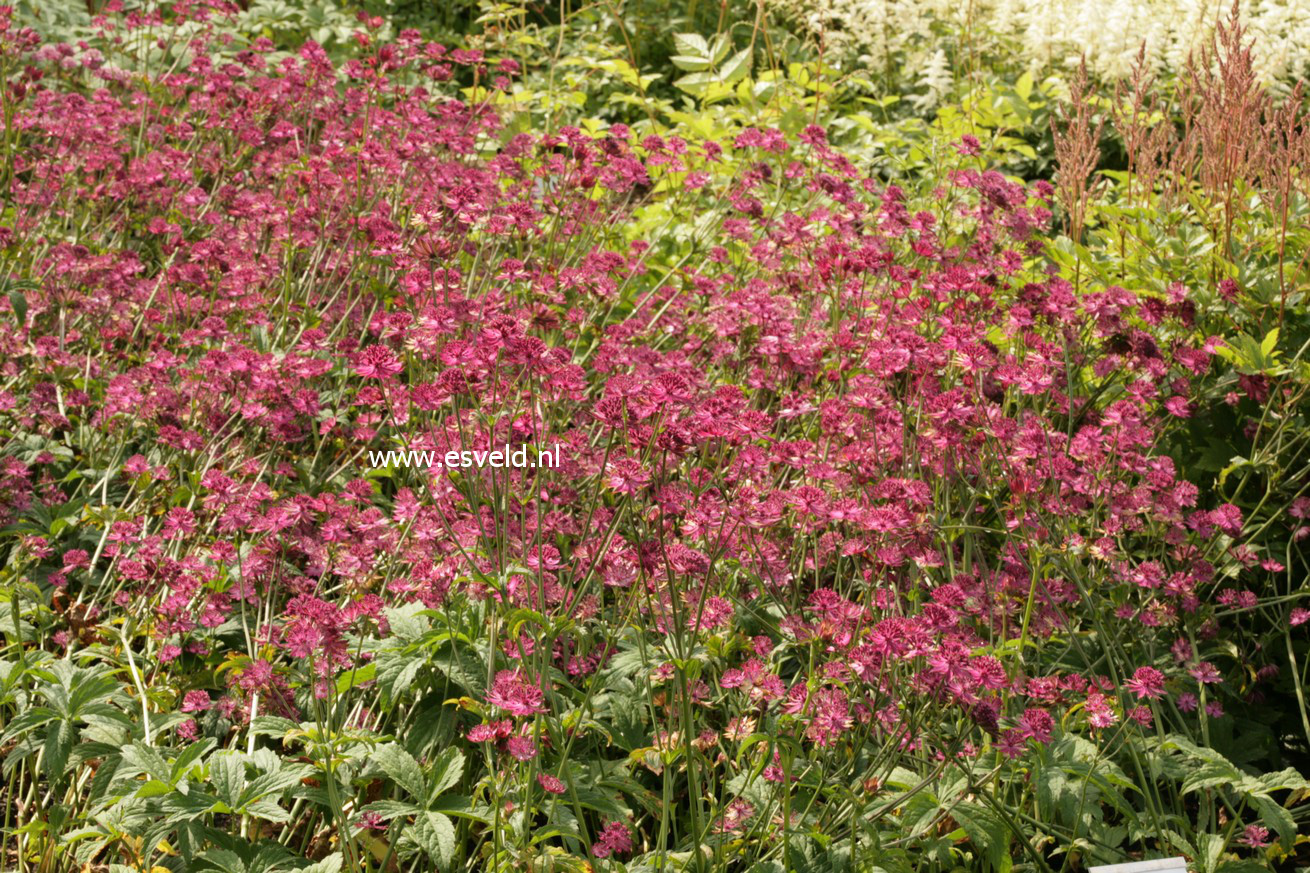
[
  {"left": 486, "top": 670, "right": 547, "bottom": 716},
  {"left": 467, "top": 724, "right": 498, "bottom": 742},
  {"left": 804, "top": 688, "right": 853, "bottom": 747},
  {"left": 506, "top": 736, "right": 538, "bottom": 761},
  {"left": 1240, "top": 824, "right": 1271, "bottom": 848},
  {"left": 997, "top": 729, "right": 1028, "bottom": 758},
  {"left": 61, "top": 549, "right": 90, "bottom": 571},
  {"left": 1125, "top": 666, "right": 1165, "bottom": 700},
  {"left": 955, "top": 134, "right": 982, "bottom": 156},
  {"left": 1189, "top": 662, "right": 1222, "bottom": 685},
  {"left": 537, "top": 773, "right": 566, "bottom": 794},
  {"left": 1020, "top": 708, "right": 1054, "bottom": 743},
  {"left": 604, "top": 457, "right": 650, "bottom": 496},
  {"left": 1209, "top": 504, "right": 1243, "bottom": 536},
  {"left": 181, "top": 690, "right": 212, "bottom": 712},
  {"left": 591, "top": 820, "right": 633, "bottom": 859},
  {"left": 1163, "top": 396, "right": 1192, "bottom": 417},
  {"left": 1084, "top": 691, "right": 1118, "bottom": 729},
  {"left": 356, "top": 810, "right": 386, "bottom": 831},
  {"left": 714, "top": 798, "right": 754, "bottom": 834},
  {"left": 353, "top": 345, "right": 403, "bottom": 379}
]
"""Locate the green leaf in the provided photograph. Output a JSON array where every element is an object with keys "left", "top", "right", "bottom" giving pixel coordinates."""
[
  {"left": 411, "top": 811, "right": 457, "bottom": 868},
  {"left": 0, "top": 707, "right": 59, "bottom": 745},
  {"left": 1249, "top": 766, "right": 1310, "bottom": 793},
  {"left": 430, "top": 640, "right": 487, "bottom": 696},
  {"left": 362, "top": 799, "right": 422, "bottom": 821},
  {"left": 335, "top": 662, "right": 376, "bottom": 694},
  {"left": 426, "top": 747, "right": 464, "bottom": 801},
  {"left": 901, "top": 792, "right": 942, "bottom": 839},
  {"left": 197, "top": 848, "right": 246, "bottom": 873},
  {"left": 1196, "top": 831, "right": 1225, "bottom": 873},
  {"left": 1015, "top": 71, "right": 1034, "bottom": 100},
  {"left": 673, "top": 71, "right": 716, "bottom": 97},
  {"left": 669, "top": 54, "right": 711, "bottom": 72},
  {"left": 1259, "top": 327, "right": 1279, "bottom": 360},
  {"left": 672, "top": 33, "right": 708, "bottom": 56},
  {"left": 708, "top": 34, "right": 731, "bottom": 64},
  {"left": 8, "top": 291, "right": 26, "bottom": 326},
  {"left": 428, "top": 794, "right": 490, "bottom": 822},
  {"left": 250, "top": 715, "right": 298, "bottom": 738},
  {"left": 242, "top": 798, "right": 292, "bottom": 823},
  {"left": 383, "top": 602, "right": 430, "bottom": 642},
  {"left": 670, "top": 33, "right": 710, "bottom": 71},
  {"left": 135, "top": 778, "right": 174, "bottom": 799},
  {"left": 209, "top": 753, "right": 246, "bottom": 807},
  {"left": 172, "top": 737, "right": 216, "bottom": 781},
  {"left": 239, "top": 768, "right": 302, "bottom": 806},
  {"left": 719, "top": 48, "right": 753, "bottom": 86},
  {"left": 125, "top": 741, "right": 173, "bottom": 785},
  {"left": 43, "top": 719, "right": 75, "bottom": 782},
  {"left": 951, "top": 802, "right": 1012, "bottom": 873},
  {"left": 1182, "top": 759, "right": 1240, "bottom": 794},
  {"left": 374, "top": 743, "right": 427, "bottom": 800}
]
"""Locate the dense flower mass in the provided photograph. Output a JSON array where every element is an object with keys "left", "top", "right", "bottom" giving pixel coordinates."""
[{"left": 1, "top": 3, "right": 1307, "bottom": 873}]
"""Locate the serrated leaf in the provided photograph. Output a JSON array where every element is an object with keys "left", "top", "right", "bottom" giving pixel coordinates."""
[
  {"left": 1181, "top": 759, "right": 1240, "bottom": 794},
  {"left": 429, "top": 794, "right": 490, "bottom": 823},
  {"left": 1197, "top": 831, "right": 1224, "bottom": 873},
  {"left": 363, "top": 799, "right": 422, "bottom": 821},
  {"left": 374, "top": 743, "right": 427, "bottom": 800},
  {"left": 669, "top": 54, "right": 711, "bottom": 72},
  {"left": 1260, "top": 327, "right": 1279, "bottom": 360},
  {"left": 336, "top": 662, "right": 376, "bottom": 694},
  {"left": 124, "top": 741, "right": 174, "bottom": 786},
  {"left": 43, "top": 719, "right": 74, "bottom": 782},
  {"left": 171, "top": 737, "right": 216, "bottom": 782},
  {"left": 208, "top": 753, "right": 246, "bottom": 807},
  {"left": 242, "top": 797, "right": 292, "bottom": 823},
  {"left": 708, "top": 34, "right": 731, "bottom": 64},
  {"left": 197, "top": 848, "right": 245, "bottom": 873},
  {"left": 250, "top": 715, "right": 298, "bottom": 738},
  {"left": 672, "top": 33, "right": 709, "bottom": 59},
  {"left": 719, "top": 48, "right": 752, "bottom": 86},
  {"left": 427, "top": 746, "right": 464, "bottom": 801},
  {"left": 1216, "top": 861, "right": 1273, "bottom": 873},
  {"left": 383, "top": 602, "right": 430, "bottom": 642},
  {"left": 239, "top": 768, "right": 301, "bottom": 806},
  {"left": 136, "top": 778, "right": 173, "bottom": 799},
  {"left": 378, "top": 654, "right": 425, "bottom": 702},
  {"left": 411, "top": 811, "right": 457, "bottom": 868},
  {"left": 952, "top": 802, "right": 1012, "bottom": 873}
]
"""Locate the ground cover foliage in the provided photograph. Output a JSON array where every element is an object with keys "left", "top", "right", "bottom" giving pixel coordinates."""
[{"left": 2, "top": 2, "right": 1310, "bottom": 872}]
